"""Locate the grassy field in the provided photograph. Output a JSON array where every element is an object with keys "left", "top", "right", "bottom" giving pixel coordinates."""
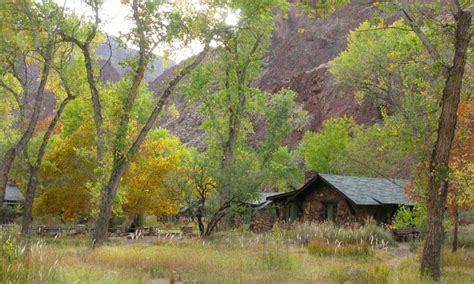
[{"left": 1, "top": 225, "right": 474, "bottom": 283}]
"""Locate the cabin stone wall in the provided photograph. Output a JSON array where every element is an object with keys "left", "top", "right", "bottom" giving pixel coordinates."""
[
  {"left": 271, "top": 186, "right": 380, "bottom": 225},
  {"left": 354, "top": 207, "right": 377, "bottom": 223},
  {"left": 250, "top": 208, "right": 273, "bottom": 232},
  {"left": 301, "top": 185, "right": 355, "bottom": 224}
]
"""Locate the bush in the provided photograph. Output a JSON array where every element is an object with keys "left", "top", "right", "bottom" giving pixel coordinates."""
[
  {"left": 307, "top": 240, "right": 370, "bottom": 256},
  {"left": 391, "top": 204, "right": 428, "bottom": 235},
  {"left": 391, "top": 206, "right": 413, "bottom": 229},
  {"left": 0, "top": 206, "right": 18, "bottom": 224}
]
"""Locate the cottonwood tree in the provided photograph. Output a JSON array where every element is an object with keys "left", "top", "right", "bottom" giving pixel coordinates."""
[
  {"left": 394, "top": 1, "right": 471, "bottom": 278},
  {"left": 0, "top": 0, "right": 60, "bottom": 207},
  {"left": 88, "top": 0, "right": 222, "bottom": 246},
  {"left": 327, "top": 20, "right": 443, "bottom": 177},
  {"left": 180, "top": 0, "right": 307, "bottom": 235},
  {"left": 182, "top": 1, "right": 305, "bottom": 236},
  {"left": 320, "top": 0, "right": 472, "bottom": 278},
  {"left": 21, "top": 47, "right": 80, "bottom": 235}
]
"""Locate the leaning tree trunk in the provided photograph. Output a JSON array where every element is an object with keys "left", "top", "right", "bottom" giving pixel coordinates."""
[
  {"left": 21, "top": 93, "right": 75, "bottom": 235},
  {"left": 420, "top": 10, "right": 472, "bottom": 280},
  {"left": 92, "top": 164, "right": 127, "bottom": 247}
]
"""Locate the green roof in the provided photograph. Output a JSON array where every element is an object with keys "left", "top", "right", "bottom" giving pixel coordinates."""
[{"left": 319, "top": 174, "right": 411, "bottom": 206}]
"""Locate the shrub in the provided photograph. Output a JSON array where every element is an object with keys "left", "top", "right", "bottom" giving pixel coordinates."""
[
  {"left": 0, "top": 206, "right": 18, "bottom": 224},
  {"left": 271, "top": 222, "right": 283, "bottom": 241},
  {"left": 0, "top": 225, "right": 60, "bottom": 283},
  {"left": 391, "top": 206, "right": 413, "bottom": 230},
  {"left": 391, "top": 204, "right": 428, "bottom": 235},
  {"left": 307, "top": 240, "right": 370, "bottom": 257}
]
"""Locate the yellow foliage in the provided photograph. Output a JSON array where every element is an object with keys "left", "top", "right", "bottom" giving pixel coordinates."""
[
  {"left": 121, "top": 134, "right": 188, "bottom": 217},
  {"left": 168, "top": 104, "right": 180, "bottom": 119},
  {"left": 34, "top": 122, "right": 98, "bottom": 219},
  {"left": 387, "top": 50, "right": 399, "bottom": 58}
]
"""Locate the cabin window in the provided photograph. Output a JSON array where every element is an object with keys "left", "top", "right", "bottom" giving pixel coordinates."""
[
  {"left": 285, "top": 203, "right": 302, "bottom": 222},
  {"left": 323, "top": 202, "right": 337, "bottom": 222}
]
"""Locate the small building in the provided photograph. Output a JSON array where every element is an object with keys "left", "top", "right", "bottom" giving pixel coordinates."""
[
  {"left": 242, "top": 192, "right": 282, "bottom": 232},
  {"left": 265, "top": 173, "right": 412, "bottom": 225},
  {"left": 5, "top": 185, "right": 25, "bottom": 206}
]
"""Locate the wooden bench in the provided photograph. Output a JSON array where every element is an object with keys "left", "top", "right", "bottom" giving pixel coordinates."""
[
  {"left": 37, "top": 226, "right": 62, "bottom": 237},
  {"left": 36, "top": 225, "right": 89, "bottom": 237},
  {"left": 392, "top": 227, "right": 420, "bottom": 242}
]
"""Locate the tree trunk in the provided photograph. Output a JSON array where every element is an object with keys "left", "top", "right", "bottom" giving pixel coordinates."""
[
  {"left": 92, "top": 164, "right": 125, "bottom": 247},
  {"left": 0, "top": 149, "right": 16, "bottom": 205},
  {"left": 82, "top": 48, "right": 104, "bottom": 163},
  {"left": 21, "top": 166, "right": 39, "bottom": 235},
  {"left": 21, "top": 94, "right": 74, "bottom": 235},
  {"left": 420, "top": 9, "right": 472, "bottom": 280}
]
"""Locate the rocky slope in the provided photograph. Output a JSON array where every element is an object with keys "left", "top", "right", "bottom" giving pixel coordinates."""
[
  {"left": 154, "top": 1, "right": 380, "bottom": 148},
  {"left": 35, "top": 2, "right": 380, "bottom": 150}
]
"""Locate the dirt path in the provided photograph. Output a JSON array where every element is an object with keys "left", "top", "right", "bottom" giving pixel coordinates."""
[{"left": 388, "top": 243, "right": 411, "bottom": 268}]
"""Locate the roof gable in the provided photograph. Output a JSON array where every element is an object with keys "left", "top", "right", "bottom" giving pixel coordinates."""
[{"left": 5, "top": 185, "right": 25, "bottom": 202}]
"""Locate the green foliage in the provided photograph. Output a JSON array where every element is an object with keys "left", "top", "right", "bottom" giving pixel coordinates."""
[
  {"left": 391, "top": 206, "right": 415, "bottom": 230},
  {"left": 326, "top": 18, "right": 473, "bottom": 182},
  {"left": 179, "top": 0, "right": 308, "bottom": 236},
  {"left": 296, "top": 0, "right": 351, "bottom": 17},
  {"left": 391, "top": 205, "right": 428, "bottom": 233},
  {"left": 299, "top": 116, "right": 355, "bottom": 174}
]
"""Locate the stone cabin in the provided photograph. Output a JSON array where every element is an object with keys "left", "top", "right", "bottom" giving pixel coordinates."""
[{"left": 249, "top": 173, "right": 412, "bottom": 230}]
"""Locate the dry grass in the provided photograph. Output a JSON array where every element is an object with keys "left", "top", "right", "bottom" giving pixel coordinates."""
[
  {"left": 308, "top": 239, "right": 370, "bottom": 256},
  {"left": 1, "top": 225, "right": 474, "bottom": 283}
]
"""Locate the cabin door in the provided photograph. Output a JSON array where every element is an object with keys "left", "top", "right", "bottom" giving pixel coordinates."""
[{"left": 323, "top": 202, "right": 337, "bottom": 222}]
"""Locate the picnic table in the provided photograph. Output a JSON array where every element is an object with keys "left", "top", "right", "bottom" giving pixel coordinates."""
[
  {"left": 392, "top": 226, "right": 420, "bottom": 242},
  {"left": 37, "top": 224, "right": 88, "bottom": 236}
]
